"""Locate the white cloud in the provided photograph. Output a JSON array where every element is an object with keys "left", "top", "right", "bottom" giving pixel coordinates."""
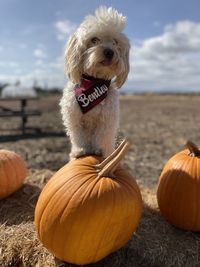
[
  {"left": 128, "top": 20, "right": 200, "bottom": 91},
  {"left": 0, "top": 61, "right": 19, "bottom": 67},
  {"left": 141, "top": 21, "right": 200, "bottom": 56},
  {"left": 0, "top": 68, "right": 65, "bottom": 89},
  {"left": 9, "top": 61, "right": 19, "bottom": 67},
  {"left": 1, "top": 20, "right": 200, "bottom": 92},
  {"left": 49, "top": 56, "right": 63, "bottom": 70},
  {"left": 35, "top": 60, "right": 44, "bottom": 66},
  {"left": 54, "top": 20, "right": 76, "bottom": 40},
  {"left": 34, "top": 49, "right": 47, "bottom": 59}
]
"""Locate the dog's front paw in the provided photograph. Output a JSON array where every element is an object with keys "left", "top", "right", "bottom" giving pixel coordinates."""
[
  {"left": 70, "top": 148, "right": 87, "bottom": 160},
  {"left": 70, "top": 147, "right": 103, "bottom": 160}
]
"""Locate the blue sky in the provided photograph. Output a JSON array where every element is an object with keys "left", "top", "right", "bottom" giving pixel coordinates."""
[{"left": 0, "top": 0, "right": 200, "bottom": 92}]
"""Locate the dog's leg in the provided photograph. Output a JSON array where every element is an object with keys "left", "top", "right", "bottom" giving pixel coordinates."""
[
  {"left": 100, "top": 131, "right": 116, "bottom": 158},
  {"left": 69, "top": 122, "right": 103, "bottom": 159},
  {"left": 69, "top": 128, "right": 90, "bottom": 159},
  {"left": 91, "top": 124, "right": 116, "bottom": 158}
]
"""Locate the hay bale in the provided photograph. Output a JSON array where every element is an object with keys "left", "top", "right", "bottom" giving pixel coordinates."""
[{"left": 0, "top": 170, "right": 200, "bottom": 267}]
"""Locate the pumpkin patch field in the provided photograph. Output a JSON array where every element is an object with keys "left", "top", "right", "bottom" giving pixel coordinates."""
[{"left": 0, "top": 94, "right": 200, "bottom": 267}]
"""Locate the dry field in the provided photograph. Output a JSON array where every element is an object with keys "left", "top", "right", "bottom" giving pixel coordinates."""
[{"left": 0, "top": 94, "right": 200, "bottom": 267}]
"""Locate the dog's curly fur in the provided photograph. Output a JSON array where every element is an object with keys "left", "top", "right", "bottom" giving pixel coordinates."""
[{"left": 60, "top": 6, "right": 130, "bottom": 159}]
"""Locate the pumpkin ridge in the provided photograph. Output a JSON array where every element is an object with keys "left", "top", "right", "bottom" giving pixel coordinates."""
[
  {"left": 3, "top": 153, "right": 18, "bottom": 195},
  {"left": 97, "top": 174, "right": 104, "bottom": 199},
  {"left": 0, "top": 161, "right": 8, "bottom": 198},
  {"left": 71, "top": 176, "right": 108, "bottom": 263},
  {"left": 175, "top": 172, "right": 189, "bottom": 227},
  {"left": 60, "top": 174, "right": 107, "bottom": 262},
  {"left": 60, "top": 173, "right": 99, "bottom": 224},
  {"left": 158, "top": 156, "right": 189, "bottom": 221},
  {"left": 9, "top": 157, "right": 23, "bottom": 193},
  {"left": 194, "top": 160, "right": 200, "bottom": 229},
  {"left": 79, "top": 175, "right": 101, "bottom": 205},
  {"left": 41, "top": 173, "right": 96, "bottom": 254},
  {"left": 179, "top": 158, "right": 198, "bottom": 228},
  {"left": 37, "top": 172, "right": 74, "bottom": 238},
  {"left": 51, "top": 175, "right": 93, "bottom": 259},
  {"left": 36, "top": 178, "right": 70, "bottom": 238},
  {"left": 14, "top": 155, "right": 27, "bottom": 185},
  {"left": 59, "top": 176, "right": 98, "bottom": 260},
  {"left": 47, "top": 160, "right": 94, "bottom": 186},
  {"left": 169, "top": 159, "right": 190, "bottom": 222},
  {"left": 13, "top": 157, "right": 23, "bottom": 186},
  {"left": 73, "top": 156, "right": 101, "bottom": 169},
  {"left": 113, "top": 170, "right": 140, "bottom": 196},
  {"left": 190, "top": 159, "right": 198, "bottom": 229},
  {"left": 38, "top": 171, "right": 95, "bottom": 239},
  {"left": 111, "top": 179, "right": 141, "bottom": 253},
  {"left": 110, "top": 178, "right": 131, "bottom": 250},
  {"left": 56, "top": 160, "right": 100, "bottom": 184},
  {"left": 89, "top": 178, "right": 116, "bottom": 262},
  {"left": 38, "top": 166, "right": 92, "bottom": 206},
  {"left": 197, "top": 157, "right": 200, "bottom": 181}
]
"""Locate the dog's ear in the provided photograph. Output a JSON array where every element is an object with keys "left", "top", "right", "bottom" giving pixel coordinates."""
[
  {"left": 64, "top": 33, "right": 84, "bottom": 84},
  {"left": 114, "top": 45, "right": 130, "bottom": 89}
]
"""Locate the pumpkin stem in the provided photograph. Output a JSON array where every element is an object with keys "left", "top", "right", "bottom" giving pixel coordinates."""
[
  {"left": 95, "top": 139, "right": 127, "bottom": 169},
  {"left": 96, "top": 140, "right": 130, "bottom": 178},
  {"left": 186, "top": 140, "right": 200, "bottom": 157}
]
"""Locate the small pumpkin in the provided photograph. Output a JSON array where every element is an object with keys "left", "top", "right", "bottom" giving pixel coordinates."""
[
  {"left": 157, "top": 141, "right": 200, "bottom": 231},
  {"left": 35, "top": 140, "right": 143, "bottom": 265},
  {"left": 0, "top": 149, "right": 27, "bottom": 199}
]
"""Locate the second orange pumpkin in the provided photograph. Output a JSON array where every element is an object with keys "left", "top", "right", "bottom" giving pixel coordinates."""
[
  {"left": 0, "top": 149, "right": 27, "bottom": 199},
  {"left": 157, "top": 141, "right": 200, "bottom": 231}
]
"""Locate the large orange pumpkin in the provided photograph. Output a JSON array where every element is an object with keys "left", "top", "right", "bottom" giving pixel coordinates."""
[
  {"left": 157, "top": 141, "right": 200, "bottom": 231},
  {"left": 0, "top": 149, "right": 27, "bottom": 199},
  {"left": 35, "top": 140, "right": 143, "bottom": 265}
]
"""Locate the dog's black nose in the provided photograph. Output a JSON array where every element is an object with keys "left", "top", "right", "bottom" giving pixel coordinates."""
[{"left": 103, "top": 48, "right": 114, "bottom": 60}]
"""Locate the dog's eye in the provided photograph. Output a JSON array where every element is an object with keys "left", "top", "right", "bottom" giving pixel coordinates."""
[{"left": 91, "top": 37, "right": 100, "bottom": 44}]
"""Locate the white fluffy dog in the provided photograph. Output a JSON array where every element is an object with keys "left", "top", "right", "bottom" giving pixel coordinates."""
[{"left": 60, "top": 6, "right": 130, "bottom": 159}]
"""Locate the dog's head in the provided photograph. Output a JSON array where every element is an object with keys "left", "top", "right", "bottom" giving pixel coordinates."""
[{"left": 65, "top": 6, "right": 130, "bottom": 88}]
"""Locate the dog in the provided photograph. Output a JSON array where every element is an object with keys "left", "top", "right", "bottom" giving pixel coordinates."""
[{"left": 60, "top": 6, "right": 130, "bottom": 160}]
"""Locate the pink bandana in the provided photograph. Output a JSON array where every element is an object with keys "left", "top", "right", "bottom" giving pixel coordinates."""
[{"left": 75, "top": 74, "right": 111, "bottom": 114}]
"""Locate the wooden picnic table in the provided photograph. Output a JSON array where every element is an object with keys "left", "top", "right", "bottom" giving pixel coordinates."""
[{"left": 0, "top": 97, "right": 41, "bottom": 133}]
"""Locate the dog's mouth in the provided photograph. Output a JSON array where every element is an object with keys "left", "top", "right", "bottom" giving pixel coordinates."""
[{"left": 100, "top": 59, "right": 113, "bottom": 66}]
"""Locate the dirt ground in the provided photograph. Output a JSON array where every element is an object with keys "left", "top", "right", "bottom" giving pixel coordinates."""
[
  {"left": 0, "top": 94, "right": 200, "bottom": 266},
  {"left": 1, "top": 94, "right": 199, "bottom": 187}
]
